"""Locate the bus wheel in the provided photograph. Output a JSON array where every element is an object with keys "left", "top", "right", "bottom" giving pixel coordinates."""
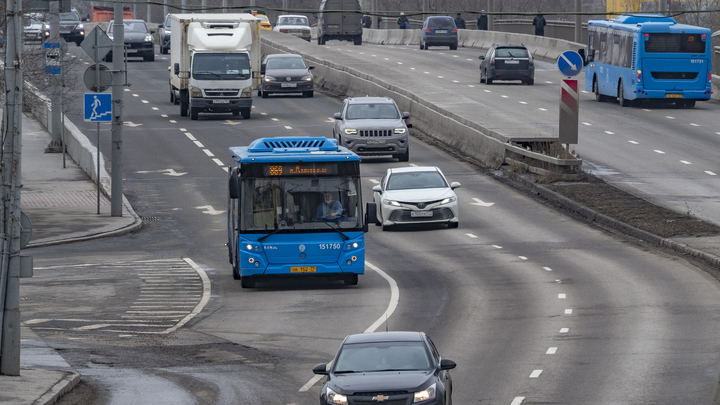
[
  {"left": 232, "top": 265, "right": 241, "bottom": 280},
  {"left": 618, "top": 81, "right": 630, "bottom": 107},
  {"left": 680, "top": 100, "right": 695, "bottom": 108},
  {"left": 240, "top": 277, "right": 255, "bottom": 288},
  {"left": 344, "top": 274, "right": 358, "bottom": 286},
  {"left": 594, "top": 79, "right": 604, "bottom": 102}
]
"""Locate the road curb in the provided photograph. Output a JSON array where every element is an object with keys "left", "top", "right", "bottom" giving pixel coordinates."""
[{"left": 32, "top": 370, "right": 80, "bottom": 405}]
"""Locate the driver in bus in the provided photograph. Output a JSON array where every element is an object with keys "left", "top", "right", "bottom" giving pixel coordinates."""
[{"left": 316, "top": 191, "right": 342, "bottom": 221}]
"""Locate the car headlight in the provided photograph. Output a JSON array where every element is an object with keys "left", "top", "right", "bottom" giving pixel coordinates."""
[
  {"left": 394, "top": 128, "right": 406, "bottom": 134},
  {"left": 190, "top": 86, "right": 203, "bottom": 98},
  {"left": 440, "top": 196, "right": 457, "bottom": 205},
  {"left": 344, "top": 129, "right": 357, "bottom": 135},
  {"left": 414, "top": 383, "right": 436, "bottom": 402},
  {"left": 382, "top": 199, "right": 401, "bottom": 207},
  {"left": 78, "top": 24, "right": 84, "bottom": 29},
  {"left": 264, "top": 75, "right": 276, "bottom": 82},
  {"left": 144, "top": 34, "right": 153, "bottom": 42},
  {"left": 326, "top": 387, "right": 348, "bottom": 404},
  {"left": 241, "top": 86, "right": 253, "bottom": 97},
  {"left": 302, "top": 74, "right": 313, "bottom": 81}
]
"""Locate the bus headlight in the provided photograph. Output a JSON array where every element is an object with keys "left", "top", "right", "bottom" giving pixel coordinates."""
[{"left": 246, "top": 244, "right": 253, "bottom": 250}]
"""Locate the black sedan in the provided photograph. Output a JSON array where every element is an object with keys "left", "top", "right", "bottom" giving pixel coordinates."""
[
  {"left": 479, "top": 43, "right": 535, "bottom": 85},
  {"left": 104, "top": 19, "right": 155, "bottom": 62},
  {"left": 258, "top": 53, "right": 314, "bottom": 98},
  {"left": 313, "top": 331, "right": 456, "bottom": 404}
]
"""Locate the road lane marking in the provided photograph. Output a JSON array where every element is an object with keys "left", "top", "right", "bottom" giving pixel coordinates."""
[
  {"left": 643, "top": 109, "right": 652, "bottom": 112},
  {"left": 213, "top": 158, "right": 225, "bottom": 166},
  {"left": 690, "top": 123, "right": 699, "bottom": 127},
  {"left": 169, "top": 120, "right": 176, "bottom": 123},
  {"left": 519, "top": 101, "right": 527, "bottom": 104},
  {"left": 518, "top": 256, "right": 527, "bottom": 260},
  {"left": 559, "top": 328, "right": 569, "bottom": 333},
  {"left": 369, "top": 179, "right": 379, "bottom": 184},
  {"left": 492, "top": 245, "right": 502, "bottom": 249},
  {"left": 543, "top": 267, "right": 552, "bottom": 271},
  {"left": 582, "top": 122, "right": 592, "bottom": 126},
  {"left": 529, "top": 370, "right": 542, "bottom": 378},
  {"left": 501, "top": 95, "right": 509, "bottom": 98},
  {"left": 438, "top": 76, "right": 444, "bottom": 79},
  {"left": 203, "top": 149, "right": 214, "bottom": 157},
  {"left": 284, "top": 126, "right": 292, "bottom": 129},
  {"left": 470, "top": 198, "right": 494, "bottom": 207},
  {"left": 558, "top": 294, "right": 566, "bottom": 299},
  {"left": 272, "top": 118, "right": 279, "bottom": 121},
  {"left": 628, "top": 140, "right": 639, "bottom": 144},
  {"left": 193, "top": 141, "right": 204, "bottom": 148},
  {"left": 546, "top": 347, "right": 558, "bottom": 354},
  {"left": 484, "top": 90, "right": 491, "bottom": 93},
  {"left": 680, "top": 161, "right": 691, "bottom": 165},
  {"left": 142, "top": 100, "right": 149, "bottom": 104},
  {"left": 706, "top": 171, "right": 717, "bottom": 176},
  {"left": 466, "top": 233, "right": 478, "bottom": 238},
  {"left": 152, "top": 107, "right": 158, "bottom": 110},
  {"left": 605, "top": 131, "right": 614, "bottom": 134},
  {"left": 665, "top": 116, "right": 675, "bottom": 119},
  {"left": 565, "top": 309, "right": 573, "bottom": 314},
  {"left": 511, "top": 397, "right": 525, "bottom": 405},
  {"left": 299, "top": 261, "right": 399, "bottom": 393},
  {"left": 161, "top": 114, "right": 168, "bottom": 118},
  {"left": 654, "top": 150, "right": 665, "bottom": 154},
  {"left": 468, "top": 85, "right": 475, "bottom": 87},
  {"left": 538, "top": 108, "right": 547, "bottom": 111},
  {"left": 185, "top": 133, "right": 196, "bottom": 140}
]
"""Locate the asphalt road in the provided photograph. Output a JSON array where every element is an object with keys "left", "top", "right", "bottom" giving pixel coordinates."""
[{"left": 16, "top": 43, "right": 720, "bottom": 404}]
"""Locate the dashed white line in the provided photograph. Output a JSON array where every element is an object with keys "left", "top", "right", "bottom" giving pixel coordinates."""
[
  {"left": 546, "top": 347, "right": 558, "bottom": 354},
  {"left": 705, "top": 171, "right": 717, "bottom": 176},
  {"left": 397, "top": 62, "right": 403, "bottom": 65},
  {"left": 565, "top": 309, "right": 573, "bottom": 314},
  {"left": 665, "top": 116, "right": 675, "bottom": 119},
  {"left": 272, "top": 118, "right": 279, "bottom": 122},
  {"left": 519, "top": 101, "right": 527, "bottom": 105},
  {"left": 185, "top": 133, "right": 196, "bottom": 140},
  {"left": 680, "top": 160, "right": 691, "bottom": 165},
  {"left": 559, "top": 328, "right": 569, "bottom": 333},
  {"left": 193, "top": 141, "right": 204, "bottom": 148},
  {"left": 438, "top": 76, "right": 444, "bottom": 79},
  {"left": 466, "top": 233, "right": 478, "bottom": 238},
  {"left": 582, "top": 122, "right": 592, "bottom": 126},
  {"left": 545, "top": 81, "right": 553, "bottom": 84},
  {"left": 142, "top": 100, "right": 149, "bottom": 104},
  {"left": 642, "top": 109, "right": 652, "bottom": 112},
  {"left": 654, "top": 150, "right": 665, "bottom": 154},
  {"left": 484, "top": 89, "right": 491, "bottom": 93},
  {"left": 369, "top": 179, "right": 380, "bottom": 184},
  {"left": 604, "top": 131, "right": 614, "bottom": 134},
  {"left": 492, "top": 245, "right": 503, "bottom": 249},
  {"left": 628, "top": 140, "right": 639, "bottom": 144},
  {"left": 501, "top": 95, "right": 509, "bottom": 98},
  {"left": 452, "top": 80, "right": 459, "bottom": 83},
  {"left": 518, "top": 256, "right": 528, "bottom": 260},
  {"left": 543, "top": 267, "right": 552, "bottom": 271},
  {"left": 169, "top": 120, "right": 177, "bottom": 123},
  {"left": 529, "top": 370, "right": 543, "bottom": 378},
  {"left": 132, "top": 94, "right": 139, "bottom": 97},
  {"left": 690, "top": 123, "right": 700, "bottom": 127},
  {"left": 468, "top": 85, "right": 475, "bottom": 88},
  {"left": 261, "top": 112, "right": 267, "bottom": 115},
  {"left": 213, "top": 158, "right": 225, "bottom": 166},
  {"left": 424, "top": 71, "right": 430, "bottom": 74},
  {"left": 203, "top": 149, "right": 214, "bottom": 157},
  {"left": 180, "top": 128, "right": 187, "bottom": 131},
  {"left": 152, "top": 107, "right": 159, "bottom": 110},
  {"left": 284, "top": 126, "right": 292, "bottom": 129},
  {"left": 410, "top": 67, "right": 416, "bottom": 70},
  {"left": 511, "top": 397, "right": 525, "bottom": 405},
  {"left": 161, "top": 114, "right": 168, "bottom": 118},
  {"left": 558, "top": 294, "right": 566, "bottom": 299},
  {"left": 538, "top": 108, "right": 547, "bottom": 111}
]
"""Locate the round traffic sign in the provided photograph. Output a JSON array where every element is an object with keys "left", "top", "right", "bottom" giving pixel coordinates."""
[
  {"left": 557, "top": 50, "right": 583, "bottom": 77},
  {"left": 83, "top": 64, "right": 112, "bottom": 93}
]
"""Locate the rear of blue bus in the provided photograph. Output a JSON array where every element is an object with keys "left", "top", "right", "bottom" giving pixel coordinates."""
[{"left": 637, "top": 25, "right": 712, "bottom": 103}]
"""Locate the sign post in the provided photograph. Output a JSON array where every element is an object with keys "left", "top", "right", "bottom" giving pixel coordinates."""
[
  {"left": 557, "top": 51, "right": 583, "bottom": 149},
  {"left": 84, "top": 93, "right": 112, "bottom": 213}
]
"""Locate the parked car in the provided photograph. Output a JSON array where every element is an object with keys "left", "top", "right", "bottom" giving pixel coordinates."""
[
  {"left": 333, "top": 96, "right": 410, "bottom": 162},
  {"left": 104, "top": 19, "right": 155, "bottom": 62},
  {"left": 42, "top": 8, "right": 85, "bottom": 46},
  {"left": 273, "top": 14, "right": 311, "bottom": 42},
  {"left": 373, "top": 166, "right": 460, "bottom": 230},
  {"left": 23, "top": 13, "right": 45, "bottom": 43},
  {"left": 420, "top": 16, "right": 457, "bottom": 50},
  {"left": 259, "top": 54, "right": 314, "bottom": 98},
  {"left": 317, "top": 0, "right": 363, "bottom": 45},
  {"left": 157, "top": 13, "right": 171, "bottom": 54},
  {"left": 313, "top": 331, "right": 456, "bottom": 405},
  {"left": 479, "top": 43, "right": 535, "bottom": 85}
]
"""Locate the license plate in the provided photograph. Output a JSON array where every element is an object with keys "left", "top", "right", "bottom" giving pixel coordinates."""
[
  {"left": 367, "top": 139, "right": 386, "bottom": 144},
  {"left": 126, "top": 49, "right": 137, "bottom": 53},
  {"left": 435, "top": 30, "right": 447, "bottom": 33},
  {"left": 291, "top": 266, "right": 316, "bottom": 273},
  {"left": 666, "top": 94, "right": 683, "bottom": 98},
  {"left": 504, "top": 60, "right": 520, "bottom": 64},
  {"left": 329, "top": 25, "right": 340, "bottom": 28},
  {"left": 213, "top": 99, "right": 230, "bottom": 104},
  {"left": 281, "top": 83, "right": 297, "bottom": 88},
  {"left": 410, "top": 211, "right": 433, "bottom": 217}
]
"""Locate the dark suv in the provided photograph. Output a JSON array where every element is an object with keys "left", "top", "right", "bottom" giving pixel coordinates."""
[
  {"left": 479, "top": 44, "right": 535, "bottom": 85},
  {"left": 157, "top": 13, "right": 171, "bottom": 54},
  {"left": 420, "top": 16, "right": 458, "bottom": 50},
  {"left": 43, "top": 8, "right": 85, "bottom": 45}
]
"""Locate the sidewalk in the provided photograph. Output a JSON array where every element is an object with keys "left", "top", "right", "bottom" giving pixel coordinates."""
[{"left": 0, "top": 113, "right": 142, "bottom": 404}]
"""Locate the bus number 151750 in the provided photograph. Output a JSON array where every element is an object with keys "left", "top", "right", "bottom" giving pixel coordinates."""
[{"left": 319, "top": 243, "right": 342, "bottom": 250}]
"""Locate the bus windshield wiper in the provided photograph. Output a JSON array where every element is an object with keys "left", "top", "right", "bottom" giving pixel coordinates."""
[
  {"left": 258, "top": 223, "right": 294, "bottom": 242},
  {"left": 323, "top": 221, "right": 350, "bottom": 241}
]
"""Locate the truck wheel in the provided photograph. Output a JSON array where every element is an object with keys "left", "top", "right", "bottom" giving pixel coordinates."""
[
  {"left": 353, "top": 35, "right": 362, "bottom": 45},
  {"left": 170, "top": 90, "right": 174, "bottom": 103},
  {"left": 180, "top": 100, "right": 188, "bottom": 117},
  {"left": 190, "top": 107, "right": 199, "bottom": 120},
  {"left": 241, "top": 109, "right": 251, "bottom": 119}
]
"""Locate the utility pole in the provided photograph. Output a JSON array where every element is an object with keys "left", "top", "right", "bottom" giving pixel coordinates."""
[
  {"left": 0, "top": 0, "right": 24, "bottom": 376},
  {"left": 422, "top": 0, "right": 428, "bottom": 28},
  {"left": 111, "top": 2, "right": 124, "bottom": 217},
  {"left": 659, "top": 0, "right": 667, "bottom": 14},
  {"left": 488, "top": 0, "right": 494, "bottom": 31},
  {"left": 45, "top": 1, "right": 62, "bottom": 153},
  {"left": 575, "top": 0, "right": 582, "bottom": 43}
]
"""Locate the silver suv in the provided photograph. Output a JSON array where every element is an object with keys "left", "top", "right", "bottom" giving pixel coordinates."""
[{"left": 333, "top": 97, "right": 410, "bottom": 162}]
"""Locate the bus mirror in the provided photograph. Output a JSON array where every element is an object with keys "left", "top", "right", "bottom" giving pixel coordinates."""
[
  {"left": 586, "top": 49, "right": 595, "bottom": 64},
  {"left": 365, "top": 202, "right": 376, "bottom": 233},
  {"left": 229, "top": 168, "right": 240, "bottom": 199},
  {"left": 578, "top": 48, "right": 585, "bottom": 63}
]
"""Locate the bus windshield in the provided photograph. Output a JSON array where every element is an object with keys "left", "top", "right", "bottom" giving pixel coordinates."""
[{"left": 240, "top": 176, "right": 362, "bottom": 231}]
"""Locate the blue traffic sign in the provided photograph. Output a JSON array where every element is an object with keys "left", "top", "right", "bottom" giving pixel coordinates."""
[
  {"left": 557, "top": 50, "right": 583, "bottom": 77},
  {"left": 84, "top": 93, "right": 112, "bottom": 122},
  {"left": 44, "top": 42, "right": 61, "bottom": 75}
]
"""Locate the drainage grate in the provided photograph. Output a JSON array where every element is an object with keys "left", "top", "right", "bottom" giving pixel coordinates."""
[{"left": 140, "top": 216, "right": 161, "bottom": 221}]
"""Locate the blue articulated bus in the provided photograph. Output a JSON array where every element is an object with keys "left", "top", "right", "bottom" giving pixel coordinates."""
[
  {"left": 583, "top": 14, "right": 712, "bottom": 108},
  {"left": 227, "top": 137, "right": 374, "bottom": 288}
]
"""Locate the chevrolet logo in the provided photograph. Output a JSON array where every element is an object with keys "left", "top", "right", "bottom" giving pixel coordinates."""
[{"left": 372, "top": 395, "right": 389, "bottom": 402}]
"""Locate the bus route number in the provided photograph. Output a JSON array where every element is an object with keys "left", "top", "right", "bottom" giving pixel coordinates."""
[{"left": 319, "top": 243, "right": 342, "bottom": 250}]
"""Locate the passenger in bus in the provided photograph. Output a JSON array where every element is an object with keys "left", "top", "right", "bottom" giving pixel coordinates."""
[{"left": 316, "top": 191, "right": 342, "bottom": 221}]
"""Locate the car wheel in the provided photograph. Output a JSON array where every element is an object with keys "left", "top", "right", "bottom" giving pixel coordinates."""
[
  {"left": 344, "top": 274, "right": 358, "bottom": 285},
  {"left": 397, "top": 148, "right": 409, "bottom": 162},
  {"left": 450, "top": 43, "right": 457, "bottom": 50},
  {"left": 190, "top": 107, "right": 199, "bottom": 120},
  {"left": 304, "top": 90, "right": 314, "bottom": 98},
  {"left": 381, "top": 222, "right": 392, "bottom": 231},
  {"left": 75, "top": 40, "right": 82, "bottom": 46},
  {"left": 684, "top": 100, "right": 696, "bottom": 108},
  {"left": 486, "top": 74, "right": 493, "bottom": 85},
  {"left": 448, "top": 222, "right": 459, "bottom": 229},
  {"left": 262, "top": 91, "right": 269, "bottom": 98},
  {"left": 257, "top": 89, "right": 262, "bottom": 97},
  {"left": 144, "top": 53, "right": 155, "bottom": 62},
  {"left": 240, "top": 277, "right": 255, "bottom": 288},
  {"left": 170, "top": 90, "right": 174, "bottom": 103},
  {"left": 419, "top": 41, "right": 424, "bottom": 50},
  {"left": 527, "top": 78, "right": 534, "bottom": 85},
  {"left": 232, "top": 261, "right": 241, "bottom": 280},
  {"left": 241, "top": 109, "right": 251, "bottom": 119}
]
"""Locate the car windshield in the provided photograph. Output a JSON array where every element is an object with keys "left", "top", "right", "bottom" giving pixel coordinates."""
[
  {"left": 193, "top": 53, "right": 251, "bottom": 79},
  {"left": 387, "top": 171, "right": 447, "bottom": 190},
  {"left": 108, "top": 21, "right": 148, "bottom": 33},
  {"left": 266, "top": 57, "right": 307, "bottom": 70},
  {"left": 428, "top": 18, "right": 454, "bottom": 28},
  {"left": 335, "top": 342, "right": 433, "bottom": 373},
  {"left": 59, "top": 11, "right": 79, "bottom": 21},
  {"left": 346, "top": 103, "right": 399, "bottom": 120},
  {"left": 496, "top": 48, "right": 528, "bottom": 58},
  {"left": 279, "top": 16, "right": 308, "bottom": 26}
]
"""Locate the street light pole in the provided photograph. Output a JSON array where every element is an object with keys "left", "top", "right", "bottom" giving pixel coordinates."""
[
  {"left": 575, "top": 0, "right": 582, "bottom": 43},
  {"left": 111, "top": 2, "right": 124, "bottom": 217}
]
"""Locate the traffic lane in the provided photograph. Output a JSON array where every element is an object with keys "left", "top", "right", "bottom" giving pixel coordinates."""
[{"left": 359, "top": 137, "right": 720, "bottom": 404}]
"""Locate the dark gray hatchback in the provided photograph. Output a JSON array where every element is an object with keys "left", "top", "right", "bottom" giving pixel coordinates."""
[
  {"left": 420, "top": 16, "right": 458, "bottom": 50},
  {"left": 314, "top": 331, "right": 456, "bottom": 405},
  {"left": 479, "top": 43, "right": 535, "bottom": 85}
]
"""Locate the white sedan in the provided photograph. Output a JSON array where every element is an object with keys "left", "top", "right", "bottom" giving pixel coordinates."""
[
  {"left": 372, "top": 166, "right": 460, "bottom": 231},
  {"left": 273, "top": 14, "right": 311, "bottom": 42}
]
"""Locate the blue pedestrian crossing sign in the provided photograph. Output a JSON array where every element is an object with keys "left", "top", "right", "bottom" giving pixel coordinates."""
[
  {"left": 84, "top": 93, "right": 112, "bottom": 122},
  {"left": 557, "top": 50, "right": 583, "bottom": 77}
]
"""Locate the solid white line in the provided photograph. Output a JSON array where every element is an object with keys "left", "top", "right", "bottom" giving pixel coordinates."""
[
  {"left": 511, "top": 397, "right": 525, "bottom": 405},
  {"left": 529, "top": 370, "right": 542, "bottom": 378},
  {"left": 299, "top": 260, "right": 399, "bottom": 392},
  {"left": 546, "top": 347, "right": 558, "bottom": 354},
  {"left": 565, "top": 309, "right": 573, "bottom": 314},
  {"left": 543, "top": 267, "right": 552, "bottom": 271},
  {"left": 466, "top": 233, "right": 478, "bottom": 238},
  {"left": 558, "top": 293, "right": 566, "bottom": 299}
]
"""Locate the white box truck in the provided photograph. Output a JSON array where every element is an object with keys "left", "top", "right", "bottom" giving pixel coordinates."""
[{"left": 169, "top": 14, "right": 261, "bottom": 120}]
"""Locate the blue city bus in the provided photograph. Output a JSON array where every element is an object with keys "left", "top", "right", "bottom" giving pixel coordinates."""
[
  {"left": 227, "top": 137, "right": 372, "bottom": 288},
  {"left": 583, "top": 14, "right": 712, "bottom": 108}
]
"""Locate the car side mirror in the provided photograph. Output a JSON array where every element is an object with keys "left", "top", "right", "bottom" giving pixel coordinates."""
[
  {"left": 440, "top": 359, "right": 456, "bottom": 370},
  {"left": 158, "top": 23, "right": 164, "bottom": 28},
  {"left": 81, "top": 17, "right": 88, "bottom": 22},
  {"left": 150, "top": 29, "right": 156, "bottom": 34},
  {"left": 372, "top": 185, "right": 381, "bottom": 193},
  {"left": 174, "top": 63, "right": 179, "bottom": 75},
  {"left": 450, "top": 182, "right": 461, "bottom": 190},
  {"left": 402, "top": 112, "right": 410, "bottom": 119},
  {"left": 333, "top": 112, "right": 342, "bottom": 120},
  {"left": 309, "top": 66, "right": 315, "bottom": 70},
  {"left": 313, "top": 363, "right": 329, "bottom": 375},
  {"left": 261, "top": 64, "right": 266, "bottom": 74}
]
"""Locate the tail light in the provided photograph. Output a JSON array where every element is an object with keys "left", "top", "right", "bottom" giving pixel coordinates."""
[
  {"left": 425, "top": 28, "right": 431, "bottom": 32},
  {"left": 280, "top": 29, "right": 288, "bottom": 33},
  {"left": 490, "top": 58, "right": 495, "bottom": 65},
  {"left": 710, "top": 74, "right": 713, "bottom": 83},
  {"left": 452, "top": 28, "right": 457, "bottom": 32},
  {"left": 702, "top": 33, "right": 707, "bottom": 41},
  {"left": 637, "top": 70, "right": 642, "bottom": 81}
]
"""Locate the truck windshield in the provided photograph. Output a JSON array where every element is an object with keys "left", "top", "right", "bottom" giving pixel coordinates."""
[
  {"left": 239, "top": 176, "right": 362, "bottom": 232},
  {"left": 192, "top": 53, "right": 251, "bottom": 80}
]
